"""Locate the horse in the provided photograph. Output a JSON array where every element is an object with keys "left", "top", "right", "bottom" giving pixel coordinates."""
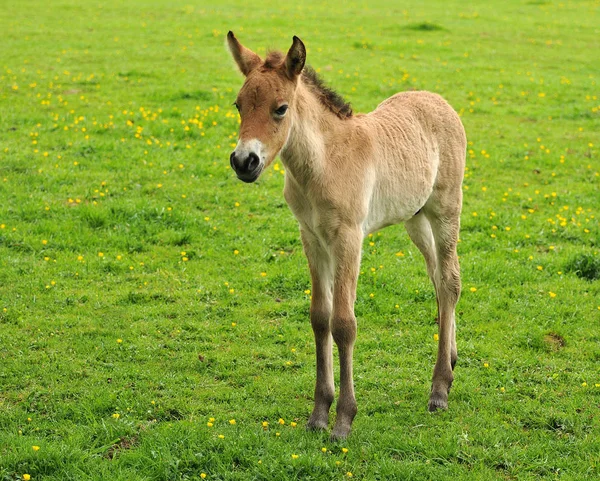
[{"left": 226, "top": 32, "right": 466, "bottom": 439}]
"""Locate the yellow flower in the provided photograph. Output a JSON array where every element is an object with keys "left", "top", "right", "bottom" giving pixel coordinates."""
[
  {"left": 229, "top": 419, "right": 236, "bottom": 425},
  {"left": 98, "top": 252, "right": 104, "bottom": 257},
  {"left": 321, "top": 447, "right": 327, "bottom": 453},
  {"left": 549, "top": 292, "right": 557, "bottom": 298},
  {"left": 112, "top": 413, "right": 120, "bottom": 419},
  {"left": 278, "top": 418, "right": 285, "bottom": 425},
  {"left": 117, "top": 339, "right": 122, "bottom": 344},
  {"left": 290, "top": 422, "right": 297, "bottom": 427},
  {"left": 260, "top": 272, "right": 267, "bottom": 277},
  {"left": 483, "top": 362, "right": 489, "bottom": 368},
  {"left": 218, "top": 434, "right": 224, "bottom": 439},
  {"left": 207, "top": 422, "right": 213, "bottom": 427},
  {"left": 200, "top": 474, "right": 206, "bottom": 479},
  {"left": 23, "top": 475, "right": 31, "bottom": 481},
  {"left": 32, "top": 445, "right": 40, "bottom": 451},
  {"left": 342, "top": 448, "right": 349, "bottom": 454},
  {"left": 347, "top": 473, "right": 353, "bottom": 477},
  {"left": 291, "top": 454, "right": 299, "bottom": 459},
  {"left": 433, "top": 333, "right": 439, "bottom": 341},
  {"left": 233, "top": 250, "right": 239, "bottom": 255},
  {"left": 262, "top": 421, "right": 269, "bottom": 428},
  {"left": 42, "top": 239, "right": 47, "bottom": 245},
  {"left": 470, "top": 287, "right": 477, "bottom": 292}
]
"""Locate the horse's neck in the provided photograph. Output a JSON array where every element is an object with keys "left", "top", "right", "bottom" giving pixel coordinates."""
[{"left": 280, "top": 84, "right": 343, "bottom": 186}]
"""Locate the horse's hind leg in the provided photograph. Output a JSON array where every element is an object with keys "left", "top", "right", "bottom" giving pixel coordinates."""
[
  {"left": 405, "top": 212, "right": 439, "bottom": 321},
  {"left": 426, "top": 205, "right": 461, "bottom": 412}
]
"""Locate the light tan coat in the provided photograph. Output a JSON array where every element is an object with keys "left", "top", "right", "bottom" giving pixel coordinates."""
[{"left": 227, "top": 32, "right": 466, "bottom": 439}]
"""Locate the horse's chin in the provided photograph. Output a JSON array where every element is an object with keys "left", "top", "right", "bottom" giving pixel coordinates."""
[{"left": 236, "top": 167, "right": 263, "bottom": 183}]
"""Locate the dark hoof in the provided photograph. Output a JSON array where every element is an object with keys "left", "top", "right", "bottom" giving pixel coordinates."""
[
  {"left": 306, "top": 417, "right": 329, "bottom": 431},
  {"left": 330, "top": 424, "right": 351, "bottom": 441},
  {"left": 428, "top": 392, "right": 448, "bottom": 412}
]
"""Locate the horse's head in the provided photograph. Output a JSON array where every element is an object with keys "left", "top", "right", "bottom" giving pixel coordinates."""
[{"left": 227, "top": 32, "right": 305, "bottom": 183}]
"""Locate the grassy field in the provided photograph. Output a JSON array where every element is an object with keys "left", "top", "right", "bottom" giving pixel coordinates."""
[{"left": 1, "top": 0, "right": 599, "bottom": 479}]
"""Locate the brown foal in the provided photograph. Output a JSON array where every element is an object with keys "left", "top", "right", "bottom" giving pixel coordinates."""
[{"left": 227, "top": 32, "right": 466, "bottom": 439}]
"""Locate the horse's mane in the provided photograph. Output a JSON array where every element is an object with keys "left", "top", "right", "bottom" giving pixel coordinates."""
[{"left": 264, "top": 51, "right": 353, "bottom": 119}]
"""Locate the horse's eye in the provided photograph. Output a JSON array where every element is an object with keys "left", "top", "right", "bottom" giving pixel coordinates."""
[
  {"left": 274, "top": 104, "right": 288, "bottom": 116},
  {"left": 233, "top": 102, "right": 240, "bottom": 112}
]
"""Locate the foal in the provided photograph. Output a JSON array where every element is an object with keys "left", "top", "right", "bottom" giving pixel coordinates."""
[{"left": 227, "top": 32, "right": 466, "bottom": 439}]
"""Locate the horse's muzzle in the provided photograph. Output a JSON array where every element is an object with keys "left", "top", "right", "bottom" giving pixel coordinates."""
[{"left": 230, "top": 151, "right": 262, "bottom": 182}]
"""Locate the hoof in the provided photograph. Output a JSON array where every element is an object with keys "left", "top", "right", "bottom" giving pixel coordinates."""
[
  {"left": 330, "top": 424, "right": 351, "bottom": 441},
  {"left": 428, "top": 392, "right": 448, "bottom": 412},
  {"left": 306, "top": 415, "right": 329, "bottom": 431}
]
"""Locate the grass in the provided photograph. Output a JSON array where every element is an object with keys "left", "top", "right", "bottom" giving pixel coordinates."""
[{"left": 1, "top": 0, "right": 599, "bottom": 479}]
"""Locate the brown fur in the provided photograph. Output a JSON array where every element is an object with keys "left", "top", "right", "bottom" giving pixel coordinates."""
[{"left": 227, "top": 32, "right": 466, "bottom": 439}]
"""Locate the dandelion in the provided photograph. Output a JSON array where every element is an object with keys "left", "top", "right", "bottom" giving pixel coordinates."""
[
  {"left": 342, "top": 447, "right": 349, "bottom": 454},
  {"left": 262, "top": 421, "right": 269, "bottom": 428},
  {"left": 218, "top": 434, "right": 224, "bottom": 439},
  {"left": 291, "top": 454, "right": 299, "bottom": 459},
  {"left": 433, "top": 333, "right": 439, "bottom": 341},
  {"left": 321, "top": 447, "right": 327, "bottom": 453},
  {"left": 32, "top": 445, "right": 40, "bottom": 451},
  {"left": 207, "top": 422, "right": 213, "bottom": 427},
  {"left": 347, "top": 473, "right": 353, "bottom": 477},
  {"left": 549, "top": 292, "right": 557, "bottom": 298},
  {"left": 201, "top": 474, "right": 207, "bottom": 479},
  {"left": 470, "top": 287, "right": 477, "bottom": 292},
  {"left": 42, "top": 239, "right": 48, "bottom": 245},
  {"left": 233, "top": 250, "right": 239, "bottom": 255},
  {"left": 483, "top": 362, "right": 489, "bottom": 368},
  {"left": 290, "top": 422, "right": 297, "bottom": 427},
  {"left": 23, "top": 475, "right": 31, "bottom": 481},
  {"left": 229, "top": 419, "right": 236, "bottom": 425},
  {"left": 117, "top": 339, "right": 122, "bottom": 344},
  {"left": 582, "top": 382, "right": 587, "bottom": 387},
  {"left": 304, "top": 289, "right": 311, "bottom": 295},
  {"left": 278, "top": 418, "right": 285, "bottom": 425},
  {"left": 98, "top": 252, "right": 104, "bottom": 257},
  {"left": 260, "top": 272, "right": 267, "bottom": 277},
  {"left": 112, "top": 413, "right": 120, "bottom": 419}
]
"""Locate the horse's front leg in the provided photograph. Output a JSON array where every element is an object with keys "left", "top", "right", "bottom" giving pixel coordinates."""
[
  {"left": 330, "top": 225, "right": 362, "bottom": 440},
  {"left": 301, "top": 229, "right": 335, "bottom": 431}
]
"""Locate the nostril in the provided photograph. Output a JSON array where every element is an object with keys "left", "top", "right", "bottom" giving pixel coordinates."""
[
  {"left": 247, "top": 152, "right": 260, "bottom": 172},
  {"left": 230, "top": 152, "right": 237, "bottom": 169}
]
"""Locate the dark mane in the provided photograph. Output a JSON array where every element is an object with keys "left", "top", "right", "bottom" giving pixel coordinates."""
[
  {"left": 262, "top": 51, "right": 353, "bottom": 119},
  {"left": 301, "top": 66, "right": 353, "bottom": 119},
  {"left": 264, "top": 51, "right": 285, "bottom": 69}
]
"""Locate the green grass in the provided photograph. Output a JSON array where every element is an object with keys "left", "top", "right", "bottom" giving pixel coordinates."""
[{"left": 1, "top": 0, "right": 599, "bottom": 479}]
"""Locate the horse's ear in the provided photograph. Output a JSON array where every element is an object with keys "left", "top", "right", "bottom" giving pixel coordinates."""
[
  {"left": 227, "top": 31, "right": 262, "bottom": 76},
  {"left": 284, "top": 36, "right": 306, "bottom": 80}
]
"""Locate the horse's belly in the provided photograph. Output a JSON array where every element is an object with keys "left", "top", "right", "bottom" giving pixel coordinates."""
[{"left": 363, "top": 174, "right": 434, "bottom": 235}]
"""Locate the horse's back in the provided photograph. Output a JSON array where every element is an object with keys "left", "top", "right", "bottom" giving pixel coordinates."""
[{"left": 358, "top": 90, "right": 465, "bottom": 228}]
